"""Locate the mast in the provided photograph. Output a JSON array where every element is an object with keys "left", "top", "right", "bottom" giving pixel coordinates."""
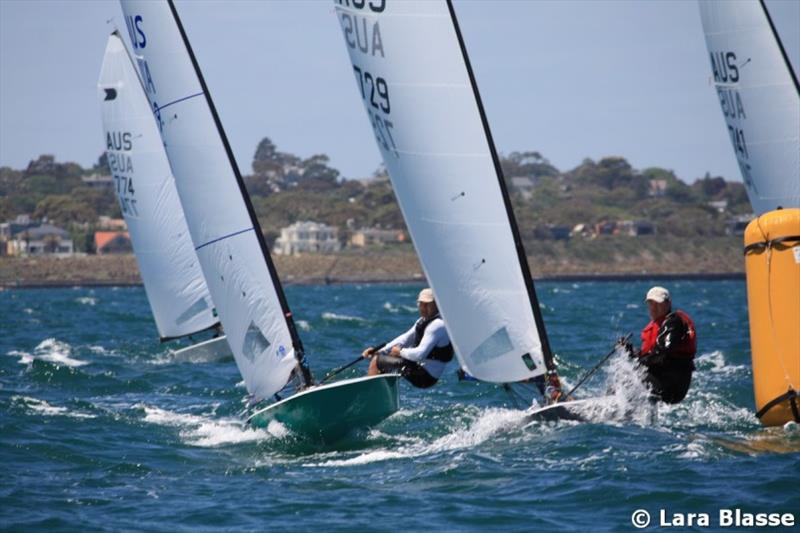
[
  {"left": 164, "top": 0, "right": 311, "bottom": 385},
  {"left": 758, "top": 0, "right": 800, "bottom": 93},
  {"left": 445, "top": 0, "right": 556, "bottom": 372}
]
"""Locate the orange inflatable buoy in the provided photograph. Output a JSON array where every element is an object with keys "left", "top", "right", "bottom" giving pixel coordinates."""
[{"left": 744, "top": 208, "right": 800, "bottom": 426}]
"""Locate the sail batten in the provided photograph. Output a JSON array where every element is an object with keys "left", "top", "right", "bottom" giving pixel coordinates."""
[
  {"left": 335, "top": 0, "right": 551, "bottom": 382},
  {"left": 97, "top": 32, "right": 218, "bottom": 342},
  {"left": 120, "top": 0, "right": 305, "bottom": 400}
]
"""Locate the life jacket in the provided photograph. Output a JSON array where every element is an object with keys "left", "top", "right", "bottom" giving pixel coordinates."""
[
  {"left": 640, "top": 309, "right": 696, "bottom": 359},
  {"left": 413, "top": 314, "right": 454, "bottom": 363}
]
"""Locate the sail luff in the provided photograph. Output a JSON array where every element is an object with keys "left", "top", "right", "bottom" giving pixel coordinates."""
[
  {"left": 444, "top": 0, "right": 555, "bottom": 371},
  {"left": 163, "top": 0, "right": 306, "bottom": 365}
]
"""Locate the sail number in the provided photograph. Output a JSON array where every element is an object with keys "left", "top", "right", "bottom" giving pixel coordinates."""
[
  {"left": 107, "top": 131, "right": 139, "bottom": 217},
  {"left": 335, "top": 0, "right": 385, "bottom": 13},
  {"left": 353, "top": 66, "right": 398, "bottom": 157},
  {"left": 353, "top": 66, "right": 390, "bottom": 113},
  {"left": 113, "top": 175, "right": 138, "bottom": 217}
]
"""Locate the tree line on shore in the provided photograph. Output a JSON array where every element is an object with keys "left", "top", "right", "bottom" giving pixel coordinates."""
[{"left": 0, "top": 137, "right": 750, "bottom": 254}]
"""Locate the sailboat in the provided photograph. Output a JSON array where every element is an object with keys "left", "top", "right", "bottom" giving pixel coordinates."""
[
  {"left": 97, "top": 31, "right": 231, "bottom": 362},
  {"left": 117, "top": 0, "right": 399, "bottom": 441},
  {"left": 698, "top": 0, "right": 800, "bottom": 426},
  {"left": 334, "top": 0, "right": 602, "bottom": 420}
]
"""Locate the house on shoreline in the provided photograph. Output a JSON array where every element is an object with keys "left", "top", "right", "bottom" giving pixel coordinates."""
[
  {"left": 3, "top": 222, "right": 74, "bottom": 256},
  {"left": 273, "top": 221, "right": 341, "bottom": 255}
]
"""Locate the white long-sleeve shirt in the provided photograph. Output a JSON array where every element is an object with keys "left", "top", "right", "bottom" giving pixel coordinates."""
[{"left": 379, "top": 317, "right": 451, "bottom": 379}]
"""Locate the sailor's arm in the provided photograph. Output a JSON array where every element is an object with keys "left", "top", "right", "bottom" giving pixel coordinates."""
[
  {"left": 398, "top": 321, "right": 447, "bottom": 362},
  {"left": 363, "top": 325, "right": 412, "bottom": 357},
  {"left": 379, "top": 325, "right": 416, "bottom": 355}
]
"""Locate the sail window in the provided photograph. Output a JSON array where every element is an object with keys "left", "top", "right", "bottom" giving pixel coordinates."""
[
  {"left": 470, "top": 326, "right": 514, "bottom": 365},
  {"left": 175, "top": 297, "right": 210, "bottom": 325},
  {"left": 242, "top": 321, "right": 270, "bottom": 364}
]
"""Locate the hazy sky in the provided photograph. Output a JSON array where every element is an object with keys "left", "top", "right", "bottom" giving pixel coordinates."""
[{"left": 1, "top": 0, "right": 798, "bottom": 183}]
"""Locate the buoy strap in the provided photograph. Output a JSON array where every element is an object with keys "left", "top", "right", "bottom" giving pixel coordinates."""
[
  {"left": 755, "top": 388, "right": 800, "bottom": 422},
  {"left": 743, "top": 235, "right": 800, "bottom": 255}
]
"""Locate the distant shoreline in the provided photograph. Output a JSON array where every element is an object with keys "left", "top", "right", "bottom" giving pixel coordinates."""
[
  {"left": 0, "top": 252, "right": 745, "bottom": 290},
  {"left": 1, "top": 272, "right": 745, "bottom": 290}
]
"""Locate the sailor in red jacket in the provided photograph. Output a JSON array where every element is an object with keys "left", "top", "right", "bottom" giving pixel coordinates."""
[{"left": 623, "top": 286, "right": 697, "bottom": 404}]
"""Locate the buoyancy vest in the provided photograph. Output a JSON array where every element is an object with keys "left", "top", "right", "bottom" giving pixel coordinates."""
[
  {"left": 413, "top": 314, "right": 454, "bottom": 363},
  {"left": 640, "top": 310, "right": 697, "bottom": 359}
]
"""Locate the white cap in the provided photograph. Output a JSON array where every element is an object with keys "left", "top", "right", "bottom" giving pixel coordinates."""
[
  {"left": 417, "top": 288, "right": 435, "bottom": 303},
  {"left": 645, "top": 286, "right": 670, "bottom": 303}
]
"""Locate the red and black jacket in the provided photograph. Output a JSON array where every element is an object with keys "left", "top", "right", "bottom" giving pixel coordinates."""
[{"left": 639, "top": 310, "right": 697, "bottom": 366}]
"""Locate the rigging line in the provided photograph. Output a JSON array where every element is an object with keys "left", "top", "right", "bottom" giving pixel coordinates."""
[
  {"left": 194, "top": 227, "right": 254, "bottom": 251},
  {"left": 153, "top": 91, "right": 204, "bottom": 113},
  {"left": 755, "top": 215, "right": 793, "bottom": 388}
]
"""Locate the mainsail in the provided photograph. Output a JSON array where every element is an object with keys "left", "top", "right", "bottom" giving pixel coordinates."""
[
  {"left": 119, "top": 0, "right": 306, "bottom": 401},
  {"left": 334, "top": 0, "right": 554, "bottom": 382},
  {"left": 698, "top": 0, "right": 800, "bottom": 214},
  {"left": 97, "top": 31, "right": 219, "bottom": 342}
]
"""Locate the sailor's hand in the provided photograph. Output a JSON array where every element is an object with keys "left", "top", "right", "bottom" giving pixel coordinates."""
[
  {"left": 389, "top": 345, "right": 402, "bottom": 357},
  {"left": 362, "top": 347, "right": 376, "bottom": 358},
  {"left": 616, "top": 336, "right": 634, "bottom": 358}
]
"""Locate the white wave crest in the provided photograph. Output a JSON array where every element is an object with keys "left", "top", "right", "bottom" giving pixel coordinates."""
[
  {"left": 382, "top": 302, "right": 399, "bottom": 313},
  {"left": 7, "top": 338, "right": 88, "bottom": 367},
  {"left": 695, "top": 350, "right": 747, "bottom": 375},
  {"left": 76, "top": 296, "right": 97, "bottom": 306},
  {"left": 296, "top": 320, "right": 311, "bottom": 331},
  {"left": 13, "top": 395, "right": 95, "bottom": 419},
  {"left": 321, "top": 312, "right": 365, "bottom": 323},
  {"left": 139, "top": 404, "right": 274, "bottom": 447},
  {"left": 592, "top": 351, "right": 655, "bottom": 425},
  {"left": 308, "top": 407, "right": 526, "bottom": 467}
]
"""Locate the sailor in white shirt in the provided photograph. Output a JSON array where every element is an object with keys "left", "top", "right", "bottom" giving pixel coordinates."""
[{"left": 363, "top": 288, "right": 454, "bottom": 388}]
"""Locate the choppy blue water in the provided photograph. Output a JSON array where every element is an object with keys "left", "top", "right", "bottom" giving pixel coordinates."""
[{"left": 2, "top": 280, "right": 798, "bottom": 531}]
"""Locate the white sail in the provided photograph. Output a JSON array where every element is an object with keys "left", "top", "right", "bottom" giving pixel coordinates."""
[
  {"left": 119, "top": 0, "right": 298, "bottom": 401},
  {"left": 97, "top": 32, "right": 218, "bottom": 341},
  {"left": 698, "top": 0, "right": 800, "bottom": 215},
  {"left": 334, "top": 0, "right": 551, "bottom": 382}
]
